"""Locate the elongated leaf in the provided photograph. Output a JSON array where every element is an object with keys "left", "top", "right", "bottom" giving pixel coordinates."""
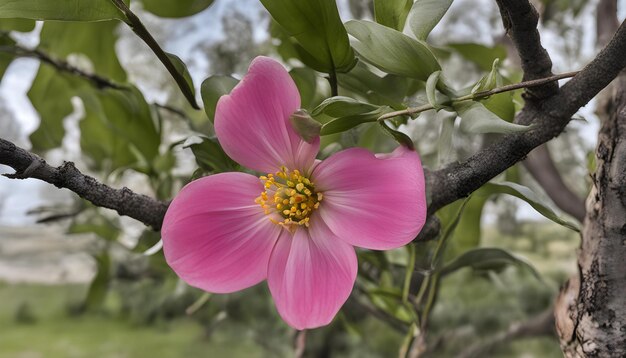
[
  {"left": 141, "top": 0, "right": 215, "bottom": 18},
  {"left": 29, "top": 21, "right": 127, "bottom": 153},
  {"left": 290, "top": 67, "right": 318, "bottom": 110},
  {"left": 312, "top": 96, "right": 381, "bottom": 117},
  {"left": 82, "top": 253, "right": 110, "bottom": 311},
  {"left": 448, "top": 43, "right": 507, "bottom": 71},
  {"left": 0, "top": 18, "right": 36, "bottom": 32},
  {"left": 261, "top": 0, "right": 356, "bottom": 73},
  {"left": 320, "top": 110, "right": 383, "bottom": 135},
  {"left": 346, "top": 20, "right": 440, "bottom": 81},
  {"left": 480, "top": 182, "right": 580, "bottom": 231},
  {"left": 374, "top": 0, "right": 412, "bottom": 31},
  {"left": 0, "top": 35, "right": 15, "bottom": 82},
  {"left": 200, "top": 75, "right": 238, "bottom": 123},
  {"left": 186, "top": 136, "right": 238, "bottom": 173},
  {"left": 440, "top": 248, "right": 541, "bottom": 281},
  {"left": 437, "top": 114, "right": 456, "bottom": 165},
  {"left": 28, "top": 67, "right": 77, "bottom": 152},
  {"left": 456, "top": 101, "right": 530, "bottom": 134},
  {"left": 408, "top": 0, "right": 453, "bottom": 40},
  {"left": 426, "top": 70, "right": 442, "bottom": 109},
  {"left": 163, "top": 52, "right": 198, "bottom": 109},
  {"left": 472, "top": 58, "right": 501, "bottom": 94},
  {"left": 0, "top": 0, "right": 127, "bottom": 21},
  {"left": 79, "top": 86, "right": 161, "bottom": 172},
  {"left": 436, "top": 195, "right": 489, "bottom": 261}
]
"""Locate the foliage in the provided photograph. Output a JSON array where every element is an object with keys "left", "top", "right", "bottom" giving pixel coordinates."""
[{"left": 0, "top": 0, "right": 593, "bottom": 356}]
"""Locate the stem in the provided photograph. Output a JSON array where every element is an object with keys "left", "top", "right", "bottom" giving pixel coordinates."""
[
  {"left": 377, "top": 71, "right": 579, "bottom": 121},
  {"left": 110, "top": 0, "right": 199, "bottom": 109},
  {"left": 0, "top": 45, "right": 129, "bottom": 91},
  {"left": 328, "top": 70, "right": 338, "bottom": 97}
]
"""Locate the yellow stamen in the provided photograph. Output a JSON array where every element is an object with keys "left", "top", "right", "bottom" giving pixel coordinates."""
[{"left": 255, "top": 166, "right": 323, "bottom": 229}]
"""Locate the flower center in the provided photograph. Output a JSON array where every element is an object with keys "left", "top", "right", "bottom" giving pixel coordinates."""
[{"left": 255, "top": 166, "right": 323, "bottom": 228}]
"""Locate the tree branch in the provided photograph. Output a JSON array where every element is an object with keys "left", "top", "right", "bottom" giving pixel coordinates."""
[
  {"left": 495, "top": 0, "right": 557, "bottom": 99},
  {"left": 0, "top": 138, "right": 168, "bottom": 230},
  {"left": 427, "top": 20, "right": 626, "bottom": 214}
]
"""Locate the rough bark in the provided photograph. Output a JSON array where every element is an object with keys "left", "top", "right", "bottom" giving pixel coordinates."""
[
  {"left": 556, "top": 72, "right": 626, "bottom": 357},
  {"left": 0, "top": 138, "right": 168, "bottom": 230}
]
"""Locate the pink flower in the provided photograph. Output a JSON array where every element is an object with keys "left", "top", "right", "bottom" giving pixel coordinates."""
[{"left": 161, "top": 56, "right": 427, "bottom": 330}]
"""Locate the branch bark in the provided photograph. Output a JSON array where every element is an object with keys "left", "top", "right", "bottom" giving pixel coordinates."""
[
  {"left": 0, "top": 138, "right": 168, "bottom": 230},
  {"left": 428, "top": 20, "right": 626, "bottom": 213},
  {"left": 556, "top": 70, "right": 626, "bottom": 358}
]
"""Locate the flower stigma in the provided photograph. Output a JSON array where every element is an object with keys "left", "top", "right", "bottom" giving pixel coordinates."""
[{"left": 255, "top": 166, "right": 323, "bottom": 229}]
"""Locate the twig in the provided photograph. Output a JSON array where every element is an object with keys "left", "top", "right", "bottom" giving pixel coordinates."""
[
  {"left": 109, "top": 0, "right": 200, "bottom": 109},
  {"left": 377, "top": 71, "right": 578, "bottom": 121},
  {"left": 294, "top": 330, "right": 307, "bottom": 358},
  {"left": 457, "top": 308, "right": 555, "bottom": 358},
  {"left": 0, "top": 44, "right": 128, "bottom": 91}
]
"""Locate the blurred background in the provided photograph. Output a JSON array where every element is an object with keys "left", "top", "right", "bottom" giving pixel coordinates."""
[{"left": 0, "top": 0, "right": 621, "bottom": 357}]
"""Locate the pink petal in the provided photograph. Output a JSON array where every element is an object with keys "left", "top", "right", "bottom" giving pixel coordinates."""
[
  {"left": 267, "top": 219, "right": 357, "bottom": 330},
  {"left": 214, "top": 56, "right": 320, "bottom": 174},
  {"left": 162, "top": 172, "right": 283, "bottom": 293},
  {"left": 312, "top": 146, "right": 427, "bottom": 250}
]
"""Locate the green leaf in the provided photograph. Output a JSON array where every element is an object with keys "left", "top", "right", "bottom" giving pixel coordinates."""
[
  {"left": 480, "top": 182, "right": 580, "bottom": 231},
  {"left": 290, "top": 67, "right": 319, "bottom": 110},
  {"left": 321, "top": 112, "right": 380, "bottom": 135},
  {"left": 200, "top": 75, "right": 238, "bottom": 123},
  {"left": 186, "top": 136, "right": 238, "bottom": 173},
  {"left": 165, "top": 52, "right": 198, "bottom": 109},
  {"left": 0, "top": 35, "right": 15, "bottom": 82},
  {"left": 260, "top": 0, "right": 356, "bottom": 73},
  {"left": 82, "top": 253, "right": 110, "bottom": 311},
  {"left": 408, "top": 0, "right": 453, "bottom": 40},
  {"left": 38, "top": 21, "right": 127, "bottom": 82},
  {"left": 379, "top": 121, "right": 415, "bottom": 149},
  {"left": 0, "top": 0, "right": 128, "bottom": 21},
  {"left": 68, "top": 213, "right": 120, "bottom": 241},
  {"left": 141, "top": 0, "right": 215, "bottom": 18},
  {"left": 426, "top": 70, "right": 443, "bottom": 109},
  {"left": 79, "top": 86, "right": 161, "bottom": 172},
  {"left": 0, "top": 18, "right": 36, "bottom": 32},
  {"left": 290, "top": 110, "right": 321, "bottom": 143},
  {"left": 346, "top": 20, "right": 441, "bottom": 81},
  {"left": 482, "top": 92, "right": 515, "bottom": 122},
  {"left": 455, "top": 101, "right": 530, "bottom": 134},
  {"left": 436, "top": 195, "right": 489, "bottom": 260},
  {"left": 472, "top": 58, "right": 501, "bottom": 94},
  {"left": 28, "top": 67, "right": 76, "bottom": 152},
  {"left": 440, "top": 248, "right": 541, "bottom": 281},
  {"left": 374, "top": 0, "right": 412, "bottom": 31},
  {"left": 312, "top": 96, "right": 381, "bottom": 117},
  {"left": 448, "top": 43, "right": 507, "bottom": 71},
  {"left": 437, "top": 114, "right": 456, "bottom": 165}
]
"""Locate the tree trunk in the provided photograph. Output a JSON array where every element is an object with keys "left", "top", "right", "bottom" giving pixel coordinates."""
[{"left": 555, "top": 71, "right": 626, "bottom": 356}]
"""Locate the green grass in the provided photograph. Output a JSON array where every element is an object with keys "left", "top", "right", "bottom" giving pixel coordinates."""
[{"left": 0, "top": 284, "right": 263, "bottom": 358}]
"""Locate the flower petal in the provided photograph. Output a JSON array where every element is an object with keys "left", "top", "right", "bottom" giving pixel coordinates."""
[
  {"left": 267, "top": 220, "right": 357, "bottom": 330},
  {"left": 215, "top": 56, "right": 320, "bottom": 173},
  {"left": 162, "top": 172, "right": 282, "bottom": 293},
  {"left": 312, "top": 146, "right": 427, "bottom": 250}
]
